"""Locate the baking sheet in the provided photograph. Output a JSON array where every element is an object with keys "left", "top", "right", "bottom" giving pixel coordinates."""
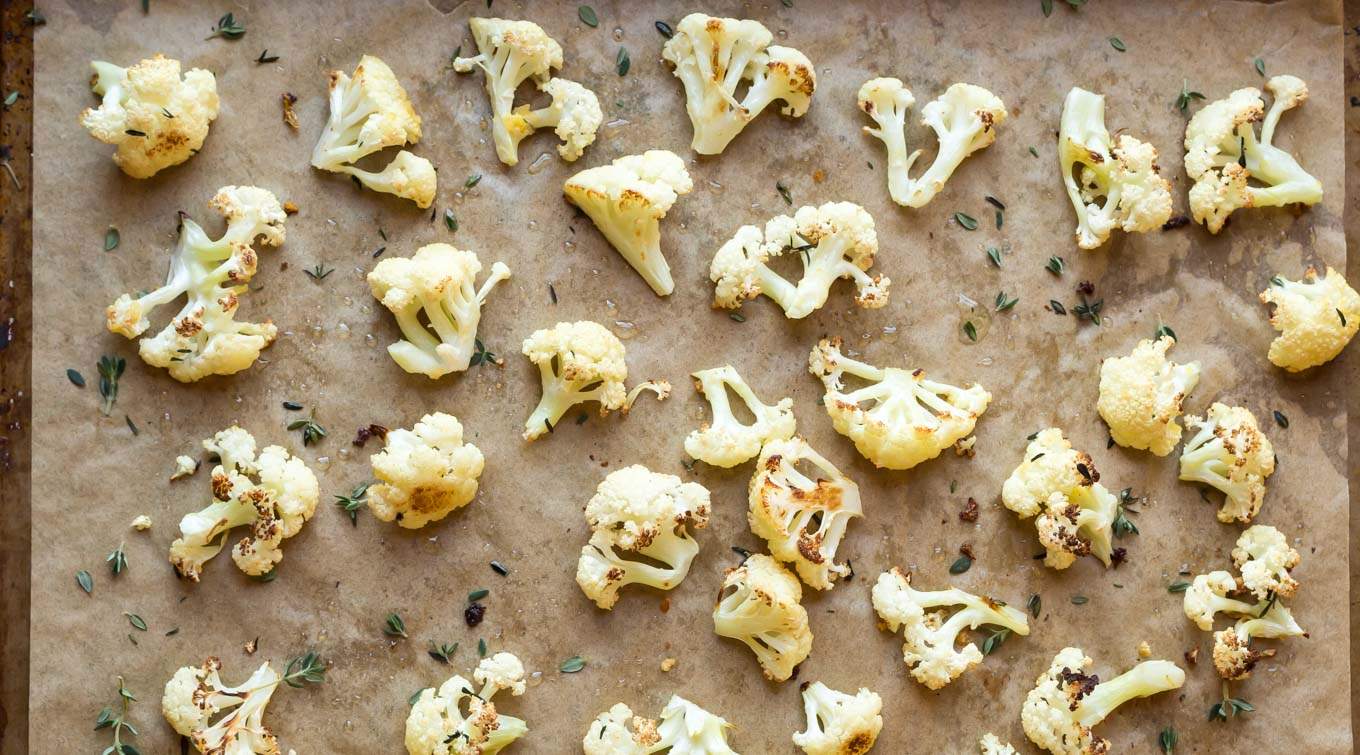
[{"left": 28, "top": 0, "right": 1349, "bottom": 751}]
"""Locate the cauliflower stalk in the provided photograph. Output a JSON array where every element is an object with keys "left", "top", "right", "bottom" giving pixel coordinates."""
[
  {"left": 1182, "top": 571, "right": 1259, "bottom": 632},
  {"left": 1259, "top": 266, "right": 1360, "bottom": 371},
  {"left": 661, "top": 13, "right": 816, "bottom": 155},
  {"left": 584, "top": 696, "right": 737, "bottom": 754},
  {"left": 712, "top": 553, "right": 813, "bottom": 681},
  {"left": 162, "top": 657, "right": 292, "bottom": 754},
  {"left": 311, "top": 55, "right": 436, "bottom": 207},
  {"left": 792, "top": 681, "right": 882, "bottom": 755},
  {"left": 685, "top": 365, "right": 796, "bottom": 467},
  {"left": 710, "top": 202, "right": 888, "bottom": 319},
  {"left": 749, "top": 437, "right": 863, "bottom": 590},
  {"left": 1184, "top": 75, "right": 1322, "bottom": 233},
  {"left": 1059, "top": 87, "right": 1173, "bottom": 249},
  {"left": 871, "top": 568, "right": 1030, "bottom": 690},
  {"left": 1001, "top": 429, "right": 1119, "bottom": 570},
  {"left": 368, "top": 243, "right": 511, "bottom": 379},
  {"left": 857, "top": 78, "right": 1007, "bottom": 208},
  {"left": 1178, "top": 403, "right": 1275, "bottom": 524},
  {"left": 406, "top": 653, "right": 528, "bottom": 755},
  {"left": 366, "top": 412, "right": 485, "bottom": 529},
  {"left": 564, "top": 150, "right": 693, "bottom": 297},
  {"left": 106, "top": 186, "right": 286, "bottom": 382},
  {"left": 79, "top": 54, "right": 219, "bottom": 178},
  {"left": 575, "top": 465, "right": 711, "bottom": 609},
  {"left": 1096, "top": 335, "right": 1201, "bottom": 456},
  {"left": 1212, "top": 597, "right": 1306, "bottom": 680},
  {"left": 504, "top": 77, "right": 602, "bottom": 162},
  {"left": 808, "top": 337, "right": 991, "bottom": 470},
  {"left": 1021, "top": 647, "right": 1185, "bottom": 755},
  {"left": 169, "top": 426, "right": 319, "bottom": 581}
]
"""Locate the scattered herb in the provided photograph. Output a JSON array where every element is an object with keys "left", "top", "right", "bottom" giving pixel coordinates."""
[
  {"left": 949, "top": 480, "right": 958, "bottom": 494},
  {"left": 282, "top": 400, "right": 303, "bottom": 411},
  {"left": 1269, "top": 275, "right": 1285, "bottom": 287},
  {"left": 986, "top": 247, "right": 1002, "bottom": 267},
  {"left": 1176, "top": 79, "right": 1206, "bottom": 113},
  {"left": 371, "top": 246, "right": 386, "bottom": 258},
  {"left": 26, "top": 9, "right": 46, "bottom": 25},
  {"left": 1162, "top": 214, "right": 1190, "bottom": 230},
  {"left": 995, "top": 209, "right": 1004, "bottom": 229},
  {"left": 2, "top": 91, "right": 18, "bottom": 110},
  {"left": 731, "top": 545, "right": 752, "bottom": 562},
  {"left": 578, "top": 5, "right": 599, "bottom": 27},
  {"left": 95, "top": 676, "right": 141, "bottom": 755},
  {"left": 776, "top": 181, "right": 793, "bottom": 205},
  {"left": 287, "top": 411, "right": 326, "bottom": 446},
  {"left": 616, "top": 47, "right": 630, "bottom": 76},
  {"left": 107, "top": 543, "right": 128, "bottom": 576},
  {"left": 1108, "top": 36, "right": 1126, "bottom": 52},
  {"left": 1028, "top": 146, "right": 1039, "bottom": 158},
  {"left": 1046, "top": 256, "right": 1065, "bottom": 275},
  {"left": 543, "top": 418, "right": 554, "bottom": 434},
  {"left": 1253, "top": 57, "right": 1265, "bottom": 77},
  {"left": 995, "top": 292, "right": 1018, "bottom": 312},
  {"left": 383, "top": 612, "right": 408, "bottom": 638},
  {"left": 1070, "top": 595, "right": 1089, "bottom": 605},
  {"left": 77, "top": 570, "right": 94, "bottom": 594},
  {"left": 283, "top": 650, "right": 326, "bottom": 687},
  {"left": 464, "top": 173, "right": 482, "bottom": 189},
  {"left": 948, "top": 554, "right": 972, "bottom": 574},
  {"left": 428, "top": 642, "right": 458, "bottom": 664},
  {"left": 1339, "top": 309, "right": 1348, "bottom": 327},
  {"left": 477, "top": 638, "right": 487, "bottom": 657},
  {"left": 67, "top": 368, "right": 86, "bottom": 387},
  {"left": 729, "top": 313, "right": 746, "bottom": 323},
  {"left": 655, "top": 20, "right": 674, "bottom": 38},
  {"left": 985, "top": 195, "right": 1006, "bottom": 211},
  {"left": 124, "top": 612, "right": 148, "bottom": 631},
  {"left": 334, "top": 483, "right": 372, "bottom": 526},
  {"left": 469, "top": 338, "right": 498, "bottom": 367},
  {"left": 305, "top": 263, "right": 334, "bottom": 281},
  {"left": 97, "top": 355, "right": 126, "bottom": 416},
  {"left": 1155, "top": 323, "right": 1177, "bottom": 341},
  {"left": 1256, "top": 591, "right": 1278, "bottom": 619},
  {"left": 256, "top": 49, "right": 280, "bottom": 64},
  {"left": 954, "top": 211, "right": 978, "bottom": 230},
  {"left": 104, "top": 226, "right": 120, "bottom": 251},
  {"left": 444, "top": 209, "right": 458, "bottom": 232},
  {"left": 490, "top": 560, "right": 509, "bottom": 576},
  {"left": 1074, "top": 294, "right": 1103, "bottom": 326},
  {"left": 467, "top": 588, "right": 489, "bottom": 602},
  {"left": 1237, "top": 136, "right": 1246, "bottom": 168},
  {"left": 981, "top": 627, "right": 1011, "bottom": 655},
  {"left": 1209, "top": 689, "right": 1254, "bottom": 721},
  {"left": 559, "top": 655, "right": 586, "bottom": 673},
  {"left": 1042, "top": 0, "right": 1054, "bottom": 16},
  {"left": 548, "top": 283, "right": 558, "bottom": 304},
  {"left": 1049, "top": 300, "right": 1067, "bottom": 315},
  {"left": 1113, "top": 488, "right": 1140, "bottom": 537},
  {"left": 575, "top": 412, "right": 588, "bottom": 425},
  {"left": 1168, "top": 580, "right": 1191, "bottom": 593},
  {"left": 1159, "top": 726, "right": 1177, "bottom": 753},
  {"left": 1272, "top": 410, "right": 1288, "bottom": 428},
  {"left": 409, "top": 688, "right": 428, "bottom": 706},
  {"left": 962, "top": 320, "right": 978, "bottom": 342},
  {"left": 252, "top": 568, "right": 277, "bottom": 583},
  {"left": 1027, "top": 593, "right": 1041, "bottom": 618},
  {"left": 207, "top": 11, "right": 245, "bottom": 40}
]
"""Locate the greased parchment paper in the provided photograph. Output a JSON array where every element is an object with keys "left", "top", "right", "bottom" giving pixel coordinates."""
[{"left": 29, "top": 0, "right": 1349, "bottom": 751}]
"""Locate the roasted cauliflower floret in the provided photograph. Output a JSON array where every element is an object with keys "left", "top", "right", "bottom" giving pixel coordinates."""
[
  {"left": 657, "top": 696, "right": 738, "bottom": 754},
  {"left": 1021, "top": 647, "right": 1185, "bottom": 755},
  {"left": 406, "top": 653, "right": 528, "bottom": 755},
  {"left": 1059, "top": 87, "right": 1173, "bottom": 249},
  {"left": 685, "top": 365, "right": 796, "bottom": 467},
  {"left": 366, "top": 412, "right": 485, "bottom": 529},
  {"left": 1097, "top": 335, "right": 1201, "bottom": 456},
  {"left": 169, "top": 426, "right": 318, "bottom": 581},
  {"left": 1259, "top": 266, "right": 1360, "bottom": 371},
  {"left": 858, "top": 78, "right": 1007, "bottom": 208},
  {"left": 792, "top": 681, "right": 882, "bottom": 755},
  {"left": 1184, "top": 76, "right": 1322, "bottom": 233},
  {"left": 311, "top": 55, "right": 435, "bottom": 207},
  {"left": 368, "top": 244, "right": 511, "bottom": 379},
  {"left": 661, "top": 13, "right": 815, "bottom": 155},
  {"left": 575, "top": 465, "right": 711, "bottom": 609},
  {"left": 871, "top": 567, "right": 1029, "bottom": 690},
  {"left": 979, "top": 734, "right": 1018, "bottom": 755},
  {"left": 162, "top": 657, "right": 284, "bottom": 755},
  {"left": 808, "top": 337, "right": 990, "bottom": 470},
  {"left": 79, "top": 54, "right": 219, "bottom": 178},
  {"left": 582, "top": 703, "right": 660, "bottom": 755},
  {"left": 710, "top": 201, "right": 888, "bottom": 319},
  {"left": 1178, "top": 403, "right": 1275, "bottom": 524},
  {"left": 1212, "top": 598, "right": 1306, "bottom": 681},
  {"left": 1182, "top": 570, "right": 1259, "bottom": 632},
  {"left": 1231, "top": 524, "right": 1300, "bottom": 600},
  {"left": 749, "top": 437, "right": 862, "bottom": 590},
  {"left": 1000, "top": 429, "right": 1118, "bottom": 569},
  {"left": 107, "top": 186, "right": 285, "bottom": 382},
  {"left": 564, "top": 150, "right": 693, "bottom": 297},
  {"left": 505, "top": 76, "right": 602, "bottom": 162},
  {"left": 453, "top": 17, "right": 567, "bottom": 165},
  {"left": 713, "top": 553, "right": 812, "bottom": 681}
]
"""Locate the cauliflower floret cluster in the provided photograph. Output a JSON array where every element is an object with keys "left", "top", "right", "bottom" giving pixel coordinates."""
[
  {"left": 1184, "top": 75, "right": 1322, "bottom": 233},
  {"left": 661, "top": 13, "right": 816, "bottom": 155},
  {"left": 871, "top": 567, "right": 1030, "bottom": 690},
  {"left": 749, "top": 437, "right": 862, "bottom": 590},
  {"left": 521, "top": 320, "right": 670, "bottom": 440},
  {"left": 1258, "top": 266, "right": 1360, "bottom": 371},
  {"left": 366, "top": 412, "right": 485, "bottom": 529},
  {"left": 406, "top": 652, "right": 528, "bottom": 755},
  {"left": 808, "top": 337, "right": 991, "bottom": 470},
  {"left": 454, "top": 18, "right": 601, "bottom": 165},
  {"left": 685, "top": 365, "right": 796, "bottom": 467},
  {"left": 564, "top": 150, "right": 693, "bottom": 297},
  {"left": 857, "top": 78, "right": 1007, "bottom": 208},
  {"left": 582, "top": 703, "right": 661, "bottom": 755},
  {"left": 713, "top": 553, "right": 813, "bottom": 681},
  {"left": 368, "top": 244, "right": 512, "bottom": 379},
  {"left": 1178, "top": 403, "right": 1275, "bottom": 524},
  {"left": 1021, "top": 647, "right": 1185, "bottom": 755},
  {"left": 107, "top": 186, "right": 286, "bottom": 382},
  {"left": 169, "top": 426, "right": 319, "bottom": 581},
  {"left": 311, "top": 55, "right": 436, "bottom": 207},
  {"left": 584, "top": 695, "right": 737, "bottom": 754},
  {"left": 710, "top": 202, "right": 888, "bottom": 319},
  {"left": 792, "top": 681, "right": 882, "bottom": 755},
  {"left": 1097, "top": 335, "right": 1201, "bottom": 456},
  {"left": 79, "top": 54, "right": 219, "bottom": 178},
  {"left": 1232, "top": 523, "right": 1300, "bottom": 600},
  {"left": 162, "top": 657, "right": 285, "bottom": 754},
  {"left": 1000, "top": 429, "right": 1119, "bottom": 570},
  {"left": 979, "top": 734, "right": 1017, "bottom": 755},
  {"left": 1059, "top": 87, "right": 1173, "bottom": 249},
  {"left": 575, "top": 464, "right": 711, "bottom": 609}
]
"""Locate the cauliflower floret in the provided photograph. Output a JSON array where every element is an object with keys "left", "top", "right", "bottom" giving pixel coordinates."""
[
  {"left": 655, "top": 695, "right": 738, "bottom": 754},
  {"left": 583, "top": 703, "right": 660, "bottom": 755},
  {"left": 366, "top": 412, "right": 485, "bottom": 529},
  {"left": 710, "top": 202, "right": 888, "bottom": 319},
  {"left": 1259, "top": 266, "right": 1360, "bottom": 371},
  {"left": 1059, "top": 87, "right": 1173, "bottom": 249},
  {"left": 749, "top": 437, "right": 862, "bottom": 590},
  {"left": 1212, "top": 598, "right": 1306, "bottom": 680},
  {"left": 791, "top": 681, "right": 882, "bottom": 755},
  {"left": 979, "top": 734, "right": 1018, "bottom": 755},
  {"left": 564, "top": 150, "right": 693, "bottom": 297},
  {"left": 1184, "top": 76, "right": 1322, "bottom": 233},
  {"left": 169, "top": 426, "right": 318, "bottom": 581},
  {"left": 1001, "top": 429, "right": 1119, "bottom": 569},
  {"left": 1096, "top": 335, "right": 1201, "bottom": 456},
  {"left": 171, "top": 454, "right": 199, "bottom": 480},
  {"left": 685, "top": 365, "right": 796, "bottom": 467},
  {"left": 1231, "top": 524, "right": 1300, "bottom": 600},
  {"left": 808, "top": 337, "right": 990, "bottom": 470},
  {"left": 1021, "top": 647, "right": 1185, "bottom": 755},
  {"left": 713, "top": 553, "right": 812, "bottom": 681},
  {"left": 575, "top": 465, "right": 711, "bottom": 609},
  {"left": 311, "top": 55, "right": 434, "bottom": 207},
  {"left": 453, "top": 18, "right": 566, "bottom": 165},
  {"left": 871, "top": 568, "right": 1030, "bottom": 690},
  {"left": 505, "top": 77, "right": 602, "bottom": 162},
  {"left": 1181, "top": 570, "right": 1259, "bottom": 631},
  {"left": 162, "top": 657, "right": 284, "bottom": 754},
  {"left": 858, "top": 78, "right": 1007, "bottom": 208},
  {"left": 661, "top": 13, "right": 815, "bottom": 155},
  {"left": 406, "top": 653, "right": 528, "bottom": 755},
  {"left": 1178, "top": 403, "right": 1275, "bottom": 524},
  {"left": 107, "top": 186, "right": 286, "bottom": 382},
  {"left": 79, "top": 54, "right": 219, "bottom": 178},
  {"left": 368, "top": 244, "right": 512, "bottom": 379},
  {"left": 521, "top": 321, "right": 668, "bottom": 440}
]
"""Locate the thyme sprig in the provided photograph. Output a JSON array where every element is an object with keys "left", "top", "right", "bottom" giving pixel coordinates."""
[
  {"left": 95, "top": 676, "right": 142, "bottom": 755},
  {"left": 334, "top": 483, "right": 372, "bottom": 526},
  {"left": 97, "top": 355, "right": 126, "bottom": 416}
]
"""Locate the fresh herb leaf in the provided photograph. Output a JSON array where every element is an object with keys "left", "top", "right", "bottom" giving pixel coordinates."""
[
  {"left": 986, "top": 247, "right": 1002, "bottom": 267},
  {"left": 2, "top": 91, "right": 18, "bottom": 109},
  {"left": 1027, "top": 593, "right": 1041, "bottom": 618},
  {"left": 469, "top": 338, "right": 498, "bottom": 367},
  {"left": 616, "top": 47, "right": 630, "bottom": 76},
  {"left": 578, "top": 5, "right": 599, "bottom": 27},
  {"left": 954, "top": 212, "right": 978, "bottom": 230},
  {"left": 76, "top": 570, "right": 94, "bottom": 594},
  {"left": 1272, "top": 410, "right": 1288, "bottom": 428},
  {"left": 985, "top": 195, "right": 1006, "bottom": 211},
  {"left": 282, "top": 400, "right": 304, "bottom": 411},
  {"left": 283, "top": 650, "right": 326, "bottom": 687},
  {"left": 383, "top": 612, "right": 408, "bottom": 638},
  {"left": 1049, "top": 300, "right": 1067, "bottom": 315},
  {"left": 409, "top": 688, "right": 428, "bottom": 706},
  {"left": 334, "top": 483, "right": 371, "bottom": 526},
  {"left": 287, "top": 411, "right": 326, "bottom": 446},
  {"left": 995, "top": 292, "right": 1018, "bottom": 312},
  {"left": 559, "top": 655, "right": 586, "bottom": 673},
  {"left": 97, "top": 355, "right": 126, "bottom": 416},
  {"left": 107, "top": 544, "right": 128, "bottom": 575},
  {"left": 1042, "top": 0, "right": 1054, "bottom": 16},
  {"left": 1338, "top": 309, "right": 1348, "bottom": 327},
  {"left": 96, "top": 676, "right": 141, "bottom": 755},
  {"left": 655, "top": 20, "right": 673, "bottom": 37},
  {"left": 1108, "top": 36, "right": 1126, "bottom": 52},
  {"left": 1155, "top": 323, "right": 1177, "bottom": 341},
  {"left": 1269, "top": 275, "right": 1285, "bottom": 287},
  {"left": 729, "top": 313, "right": 746, "bottom": 323},
  {"left": 490, "top": 560, "right": 509, "bottom": 576},
  {"left": 477, "top": 638, "right": 487, "bottom": 657},
  {"left": 1046, "top": 256, "right": 1065, "bottom": 275},
  {"left": 1168, "top": 580, "right": 1191, "bottom": 593},
  {"left": 207, "top": 12, "right": 245, "bottom": 40},
  {"left": 25, "top": 9, "right": 46, "bottom": 25},
  {"left": 464, "top": 173, "right": 482, "bottom": 189},
  {"left": 1176, "top": 79, "right": 1206, "bottom": 113},
  {"left": 1070, "top": 595, "right": 1089, "bottom": 605},
  {"left": 444, "top": 209, "right": 458, "bottom": 232},
  {"left": 1253, "top": 57, "right": 1265, "bottom": 77},
  {"left": 428, "top": 642, "right": 459, "bottom": 664},
  {"left": 1028, "top": 146, "right": 1039, "bottom": 158},
  {"left": 304, "top": 263, "right": 334, "bottom": 281},
  {"left": 962, "top": 321, "right": 978, "bottom": 342},
  {"left": 1113, "top": 489, "right": 1139, "bottom": 538},
  {"left": 1074, "top": 295, "right": 1103, "bottom": 326},
  {"left": 949, "top": 554, "right": 972, "bottom": 574},
  {"left": 256, "top": 49, "right": 280, "bottom": 64},
  {"left": 251, "top": 568, "right": 277, "bottom": 583},
  {"left": 67, "top": 368, "right": 86, "bottom": 387},
  {"left": 124, "top": 612, "right": 148, "bottom": 631},
  {"left": 467, "top": 588, "right": 489, "bottom": 602},
  {"left": 776, "top": 181, "right": 793, "bottom": 205},
  {"left": 1159, "top": 726, "right": 1177, "bottom": 753},
  {"left": 981, "top": 627, "right": 1011, "bottom": 655},
  {"left": 104, "top": 226, "right": 120, "bottom": 251}
]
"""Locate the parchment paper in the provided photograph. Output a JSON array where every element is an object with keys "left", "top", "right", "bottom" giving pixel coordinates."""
[{"left": 29, "top": 0, "right": 1350, "bottom": 751}]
